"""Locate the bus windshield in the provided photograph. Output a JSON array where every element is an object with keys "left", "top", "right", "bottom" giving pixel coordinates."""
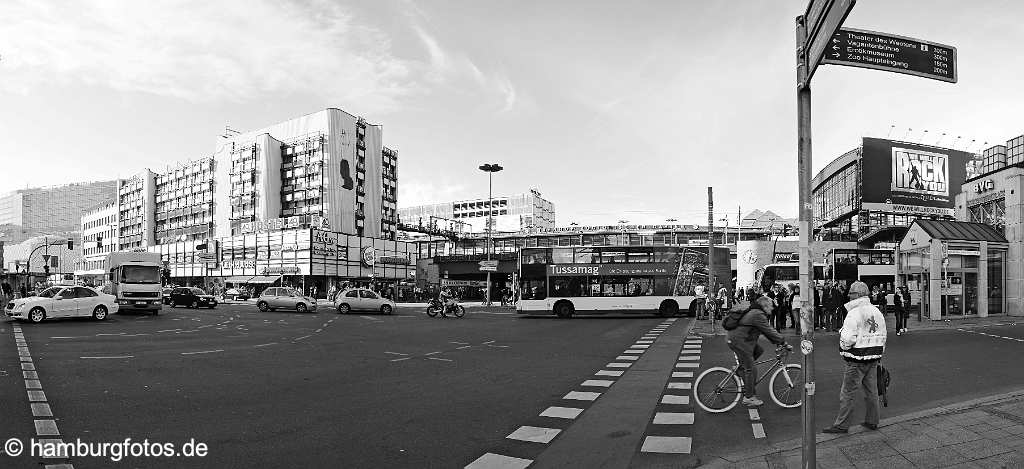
[{"left": 121, "top": 265, "right": 160, "bottom": 284}]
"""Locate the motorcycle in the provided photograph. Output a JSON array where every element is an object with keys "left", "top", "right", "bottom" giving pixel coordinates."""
[{"left": 426, "top": 299, "right": 465, "bottom": 318}]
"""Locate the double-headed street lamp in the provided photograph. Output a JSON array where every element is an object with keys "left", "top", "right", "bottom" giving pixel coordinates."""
[{"left": 479, "top": 163, "right": 503, "bottom": 306}]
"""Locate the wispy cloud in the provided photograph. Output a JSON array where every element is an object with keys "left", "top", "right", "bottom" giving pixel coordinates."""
[{"left": 0, "top": 0, "right": 416, "bottom": 112}]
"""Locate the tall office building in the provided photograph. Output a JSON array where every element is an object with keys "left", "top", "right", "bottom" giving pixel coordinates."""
[
  {"left": 398, "top": 189, "right": 555, "bottom": 233},
  {"left": 0, "top": 180, "right": 118, "bottom": 242}
]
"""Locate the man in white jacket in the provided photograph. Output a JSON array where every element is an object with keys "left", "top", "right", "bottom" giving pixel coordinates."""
[{"left": 823, "top": 281, "right": 887, "bottom": 434}]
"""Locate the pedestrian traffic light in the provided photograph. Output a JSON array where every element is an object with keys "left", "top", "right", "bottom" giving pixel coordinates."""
[
  {"left": 43, "top": 264, "right": 50, "bottom": 276},
  {"left": 67, "top": 238, "right": 74, "bottom": 250}
]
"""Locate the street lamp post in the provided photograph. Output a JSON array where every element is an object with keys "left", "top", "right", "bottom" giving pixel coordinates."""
[{"left": 479, "top": 163, "right": 503, "bottom": 306}]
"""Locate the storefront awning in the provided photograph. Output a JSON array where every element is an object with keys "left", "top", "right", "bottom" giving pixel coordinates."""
[
  {"left": 223, "top": 276, "right": 282, "bottom": 284},
  {"left": 912, "top": 219, "right": 1007, "bottom": 243}
]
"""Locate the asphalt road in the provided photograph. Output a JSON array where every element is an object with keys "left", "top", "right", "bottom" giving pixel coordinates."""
[{"left": 3, "top": 305, "right": 1024, "bottom": 469}]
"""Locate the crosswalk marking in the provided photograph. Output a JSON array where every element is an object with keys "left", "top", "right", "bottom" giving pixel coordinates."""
[
  {"left": 465, "top": 453, "right": 532, "bottom": 469},
  {"left": 507, "top": 426, "right": 561, "bottom": 443},
  {"left": 615, "top": 355, "right": 640, "bottom": 361},
  {"left": 661, "top": 394, "right": 689, "bottom": 405},
  {"left": 596, "top": 370, "right": 624, "bottom": 377},
  {"left": 667, "top": 382, "right": 692, "bottom": 390},
  {"left": 671, "top": 371, "right": 693, "bottom": 378},
  {"left": 581, "top": 379, "right": 614, "bottom": 387},
  {"left": 641, "top": 436, "right": 692, "bottom": 454},
  {"left": 564, "top": 391, "right": 601, "bottom": 401},
  {"left": 652, "top": 412, "right": 694, "bottom": 425},
  {"left": 539, "top": 406, "right": 584, "bottom": 419}
]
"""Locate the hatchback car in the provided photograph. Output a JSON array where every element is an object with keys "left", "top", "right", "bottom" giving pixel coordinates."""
[
  {"left": 334, "top": 288, "right": 395, "bottom": 315},
  {"left": 256, "top": 287, "right": 317, "bottom": 313},
  {"left": 6, "top": 286, "right": 118, "bottom": 323},
  {"left": 167, "top": 287, "right": 217, "bottom": 309}
]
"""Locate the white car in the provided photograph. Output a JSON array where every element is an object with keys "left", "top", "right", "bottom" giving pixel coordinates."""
[
  {"left": 5, "top": 286, "right": 118, "bottom": 323},
  {"left": 334, "top": 288, "right": 395, "bottom": 315}
]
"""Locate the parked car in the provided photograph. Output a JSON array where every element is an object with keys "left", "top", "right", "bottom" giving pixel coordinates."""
[
  {"left": 167, "top": 287, "right": 217, "bottom": 309},
  {"left": 5, "top": 286, "right": 118, "bottom": 323},
  {"left": 334, "top": 288, "right": 395, "bottom": 315},
  {"left": 223, "top": 288, "right": 251, "bottom": 301},
  {"left": 256, "top": 287, "right": 317, "bottom": 313}
]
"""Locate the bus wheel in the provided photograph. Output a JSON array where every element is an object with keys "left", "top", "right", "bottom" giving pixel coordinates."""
[
  {"left": 554, "top": 301, "right": 574, "bottom": 319},
  {"left": 659, "top": 300, "right": 679, "bottom": 317},
  {"left": 687, "top": 299, "right": 702, "bottom": 318}
]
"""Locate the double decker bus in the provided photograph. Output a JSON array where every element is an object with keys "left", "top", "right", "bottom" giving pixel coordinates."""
[
  {"left": 755, "top": 262, "right": 826, "bottom": 292},
  {"left": 516, "top": 246, "right": 728, "bottom": 318}
]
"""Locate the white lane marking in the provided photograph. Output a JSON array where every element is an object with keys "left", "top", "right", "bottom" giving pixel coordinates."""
[
  {"left": 96, "top": 333, "right": 125, "bottom": 336},
  {"left": 679, "top": 356, "right": 701, "bottom": 361},
  {"left": 752, "top": 423, "right": 766, "bottom": 438},
  {"left": 28, "top": 390, "right": 47, "bottom": 402},
  {"left": 384, "top": 351, "right": 409, "bottom": 355},
  {"left": 630, "top": 345, "right": 650, "bottom": 349},
  {"left": 31, "top": 403, "right": 52, "bottom": 417},
  {"left": 80, "top": 356, "right": 133, "bottom": 359},
  {"left": 427, "top": 357, "right": 453, "bottom": 362},
  {"left": 314, "top": 328, "right": 323, "bottom": 333},
  {"left": 465, "top": 452, "right": 533, "bottom": 469},
  {"left": 675, "top": 363, "right": 699, "bottom": 368},
  {"left": 254, "top": 343, "right": 278, "bottom": 347},
  {"left": 390, "top": 357, "right": 412, "bottom": 362},
  {"left": 457, "top": 345, "right": 472, "bottom": 350},
  {"left": 661, "top": 394, "right": 689, "bottom": 405},
  {"left": 957, "top": 328, "right": 1024, "bottom": 342},
  {"left": 636, "top": 340, "right": 654, "bottom": 344},
  {"left": 425, "top": 351, "right": 442, "bottom": 356},
  {"left": 540, "top": 406, "right": 584, "bottom": 419},
  {"left": 564, "top": 391, "right": 601, "bottom": 401},
  {"left": 25, "top": 379, "right": 42, "bottom": 389},
  {"left": 607, "top": 363, "right": 632, "bottom": 368},
  {"left": 667, "top": 382, "right": 692, "bottom": 390},
  {"left": 157, "top": 329, "right": 181, "bottom": 333},
  {"left": 120, "top": 333, "right": 151, "bottom": 337},
  {"left": 748, "top": 409, "right": 761, "bottom": 421},
  {"left": 507, "top": 425, "right": 561, "bottom": 443},
  {"left": 450, "top": 341, "right": 470, "bottom": 345},
  {"left": 596, "top": 370, "right": 624, "bottom": 377},
  {"left": 680, "top": 350, "right": 701, "bottom": 355},
  {"left": 672, "top": 372, "right": 694, "bottom": 378},
  {"left": 623, "top": 350, "right": 644, "bottom": 354},
  {"left": 180, "top": 349, "right": 224, "bottom": 355},
  {"left": 581, "top": 379, "right": 615, "bottom": 387},
  {"left": 24, "top": 371, "right": 38, "bottom": 379},
  {"left": 653, "top": 412, "right": 694, "bottom": 425},
  {"left": 683, "top": 344, "right": 701, "bottom": 349},
  {"left": 22, "top": 363, "right": 35, "bottom": 370},
  {"left": 35, "top": 419, "right": 60, "bottom": 436},
  {"left": 293, "top": 335, "right": 312, "bottom": 341},
  {"left": 616, "top": 355, "right": 640, "bottom": 361},
  {"left": 48, "top": 336, "right": 81, "bottom": 339},
  {"left": 641, "top": 436, "right": 692, "bottom": 454}
]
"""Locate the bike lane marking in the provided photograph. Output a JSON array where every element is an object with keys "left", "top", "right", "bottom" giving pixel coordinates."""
[
  {"left": 749, "top": 408, "right": 766, "bottom": 438},
  {"left": 10, "top": 323, "right": 74, "bottom": 467},
  {"left": 636, "top": 334, "right": 702, "bottom": 458},
  {"left": 465, "top": 318, "right": 681, "bottom": 468}
]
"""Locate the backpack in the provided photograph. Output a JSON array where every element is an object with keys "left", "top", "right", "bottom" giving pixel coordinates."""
[
  {"left": 877, "top": 363, "right": 891, "bottom": 407},
  {"left": 721, "top": 307, "right": 752, "bottom": 331}
]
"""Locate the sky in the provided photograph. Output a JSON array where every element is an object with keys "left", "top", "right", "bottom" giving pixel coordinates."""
[{"left": 2, "top": 0, "right": 1023, "bottom": 227}]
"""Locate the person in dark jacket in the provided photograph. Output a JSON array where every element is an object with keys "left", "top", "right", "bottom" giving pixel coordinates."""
[{"left": 727, "top": 295, "right": 790, "bottom": 407}]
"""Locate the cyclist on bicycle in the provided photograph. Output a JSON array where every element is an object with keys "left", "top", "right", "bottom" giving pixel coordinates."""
[{"left": 727, "top": 295, "right": 791, "bottom": 407}]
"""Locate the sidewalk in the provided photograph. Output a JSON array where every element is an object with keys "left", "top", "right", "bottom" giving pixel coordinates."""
[{"left": 701, "top": 389, "right": 1024, "bottom": 468}]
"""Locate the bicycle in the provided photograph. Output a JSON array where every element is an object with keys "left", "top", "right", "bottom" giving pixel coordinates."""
[{"left": 693, "top": 345, "right": 804, "bottom": 413}]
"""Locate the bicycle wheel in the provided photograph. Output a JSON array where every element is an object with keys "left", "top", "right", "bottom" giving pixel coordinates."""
[
  {"left": 693, "top": 367, "right": 743, "bottom": 413},
  {"left": 769, "top": 364, "right": 804, "bottom": 408}
]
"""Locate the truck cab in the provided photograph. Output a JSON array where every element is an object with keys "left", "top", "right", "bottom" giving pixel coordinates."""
[{"left": 107, "top": 252, "right": 163, "bottom": 314}]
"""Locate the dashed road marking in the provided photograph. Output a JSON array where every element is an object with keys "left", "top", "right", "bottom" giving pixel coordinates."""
[
  {"left": 623, "top": 350, "right": 644, "bottom": 354},
  {"left": 80, "top": 356, "right": 133, "bottom": 359},
  {"left": 667, "top": 382, "right": 692, "bottom": 390},
  {"left": 641, "top": 436, "right": 692, "bottom": 454},
  {"left": 31, "top": 403, "right": 53, "bottom": 417},
  {"left": 596, "top": 370, "right": 624, "bottom": 377},
  {"left": 293, "top": 335, "right": 312, "bottom": 341},
  {"left": 752, "top": 423, "right": 766, "bottom": 438},
  {"left": 672, "top": 372, "right": 694, "bottom": 378},
  {"left": 675, "top": 363, "right": 699, "bottom": 368},
  {"left": 581, "top": 379, "right": 614, "bottom": 387},
  {"left": 652, "top": 412, "right": 694, "bottom": 425},
  {"left": 254, "top": 343, "right": 278, "bottom": 347},
  {"left": 35, "top": 419, "right": 60, "bottom": 436},
  {"left": 507, "top": 426, "right": 561, "bottom": 443},
  {"left": 615, "top": 355, "right": 640, "bottom": 361},
  {"left": 539, "top": 406, "right": 584, "bottom": 419},
  {"left": 661, "top": 394, "right": 689, "bottom": 405},
  {"left": 180, "top": 349, "right": 224, "bottom": 355},
  {"left": 564, "top": 391, "right": 601, "bottom": 401},
  {"left": 427, "top": 357, "right": 453, "bottom": 362},
  {"left": 607, "top": 363, "right": 632, "bottom": 368},
  {"left": 465, "top": 453, "right": 532, "bottom": 469}
]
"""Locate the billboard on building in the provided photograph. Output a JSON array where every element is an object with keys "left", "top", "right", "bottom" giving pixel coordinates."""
[{"left": 861, "top": 138, "right": 971, "bottom": 217}]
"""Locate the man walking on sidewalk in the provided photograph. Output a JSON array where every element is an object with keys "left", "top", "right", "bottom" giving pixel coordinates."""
[{"left": 823, "top": 281, "right": 887, "bottom": 434}]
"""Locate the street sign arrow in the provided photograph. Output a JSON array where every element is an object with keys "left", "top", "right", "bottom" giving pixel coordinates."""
[{"left": 821, "top": 28, "right": 957, "bottom": 83}]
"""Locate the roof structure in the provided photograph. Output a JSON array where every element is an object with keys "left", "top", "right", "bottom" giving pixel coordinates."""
[{"left": 912, "top": 219, "right": 1007, "bottom": 243}]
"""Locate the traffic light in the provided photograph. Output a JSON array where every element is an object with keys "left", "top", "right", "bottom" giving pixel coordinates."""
[
  {"left": 43, "top": 264, "right": 50, "bottom": 276},
  {"left": 67, "top": 238, "right": 74, "bottom": 250},
  {"left": 161, "top": 268, "right": 171, "bottom": 286}
]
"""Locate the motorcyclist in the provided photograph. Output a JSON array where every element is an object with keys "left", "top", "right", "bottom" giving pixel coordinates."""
[{"left": 438, "top": 288, "right": 457, "bottom": 316}]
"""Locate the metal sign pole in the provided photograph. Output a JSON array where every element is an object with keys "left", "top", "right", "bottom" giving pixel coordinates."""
[{"left": 796, "top": 15, "right": 817, "bottom": 469}]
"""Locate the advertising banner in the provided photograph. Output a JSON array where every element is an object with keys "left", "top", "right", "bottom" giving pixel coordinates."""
[
  {"left": 548, "top": 263, "right": 677, "bottom": 277},
  {"left": 860, "top": 138, "right": 970, "bottom": 215}
]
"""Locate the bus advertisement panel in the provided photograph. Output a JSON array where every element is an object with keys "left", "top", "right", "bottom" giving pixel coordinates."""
[{"left": 516, "top": 246, "right": 729, "bottom": 318}]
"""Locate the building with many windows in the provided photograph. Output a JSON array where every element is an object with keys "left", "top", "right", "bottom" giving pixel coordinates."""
[
  {"left": 79, "top": 200, "right": 119, "bottom": 273},
  {"left": 398, "top": 189, "right": 555, "bottom": 233},
  {"left": 0, "top": 180, "right": 118, "bottom": 244}
]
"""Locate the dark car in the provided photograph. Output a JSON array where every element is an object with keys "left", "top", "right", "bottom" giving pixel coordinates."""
[{"left": 168, "top": 287, "right": 217, "bottom": 309}]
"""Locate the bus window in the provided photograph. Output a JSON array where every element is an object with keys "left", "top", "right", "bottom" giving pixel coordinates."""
[
  {"left": 574, "top": 247, "right": 598, "bottom": 264},
  {"left": 520, "top": 279, "right": 547, "bottom": 300},
  {"left": 551, "top": 248, "right": 574, "bottom": 264},
  {"left": 625, "top": 248, "right": 653, "bottom": 264},
  {"left": 653, "top": 247, "right": 680, "bottom": 263},
  {"left": 521, "top": 249, "right": 551, "bottom": 265},
  {"left": 599, "top": 249, "right": 627, "bottom": 264}
]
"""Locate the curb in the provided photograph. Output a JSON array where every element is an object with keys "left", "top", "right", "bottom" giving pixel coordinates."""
[{"left": 701, "top": 388, "right": 1024, "bottom": 466}]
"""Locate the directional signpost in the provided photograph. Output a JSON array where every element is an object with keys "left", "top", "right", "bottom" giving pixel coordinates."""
[
  {"left": 797, "top": 1, "right": 957, "bottom": 467},
  {"left": 823, "top": 28, "right": 957, "bottom": 82},
  {"left": 478, "top": 260, "right": 498, "bottom": 272}
]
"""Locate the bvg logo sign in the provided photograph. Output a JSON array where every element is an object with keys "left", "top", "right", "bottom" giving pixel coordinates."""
[{"left": 891, "top": 148, "right": 948, "bottom": 196}]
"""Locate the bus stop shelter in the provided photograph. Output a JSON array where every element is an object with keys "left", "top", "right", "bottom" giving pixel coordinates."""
[{"left": 898, "top": 219, "right": 1009, "bottom": 319}]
